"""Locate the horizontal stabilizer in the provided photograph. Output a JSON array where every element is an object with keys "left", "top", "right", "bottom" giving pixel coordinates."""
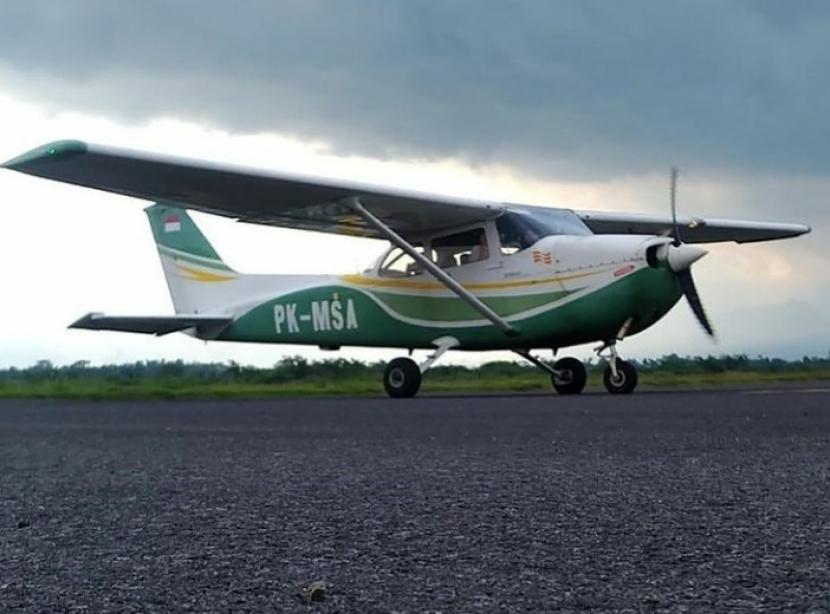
[{"left": 70, "top": 312, "right": 233, "bottom": 337}]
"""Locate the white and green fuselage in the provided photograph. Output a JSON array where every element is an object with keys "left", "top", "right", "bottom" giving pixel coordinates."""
[{"left": 146, "top": 204, "right": 682, "bottom": 351}]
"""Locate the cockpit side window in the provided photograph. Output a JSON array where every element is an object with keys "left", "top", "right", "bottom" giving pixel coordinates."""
[
  {"left": 379, "top": 245, "right": 431, "bottom": 277},
  {"left": 432, "top": 228, "right": 489, "bottom": 268}
]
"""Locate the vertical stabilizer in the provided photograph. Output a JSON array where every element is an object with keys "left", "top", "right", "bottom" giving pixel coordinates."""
[{"left": 145, "top": 203, "right": 238, "bottom": 313}]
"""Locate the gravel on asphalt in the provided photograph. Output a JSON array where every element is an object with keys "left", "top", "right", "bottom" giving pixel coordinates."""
[{"left": 1, "top": 390, "right": 829, "bottom": 613}]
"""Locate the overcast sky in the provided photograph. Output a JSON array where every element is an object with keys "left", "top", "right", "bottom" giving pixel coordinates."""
[{"left": 0, "top": 1, "right": 827, "bottom": 367}]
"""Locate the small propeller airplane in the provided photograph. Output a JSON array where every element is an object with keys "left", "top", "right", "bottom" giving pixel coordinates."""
[{"left": 3, "top": 141, "right": 810, "bottom": 396}]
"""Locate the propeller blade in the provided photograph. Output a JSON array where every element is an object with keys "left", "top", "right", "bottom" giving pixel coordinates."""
[
  {"left": 670, "top": 167, "right": 680, "bottom": 245},
  {"left": 676, "top": 269, "right": 715, "bottom": 337}
]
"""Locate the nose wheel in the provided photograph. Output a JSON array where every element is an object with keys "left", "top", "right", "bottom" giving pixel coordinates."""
[
  {"left": 596, "top": 342, "right": 638, "bottom": 394},
  {"left": 603, "top": 359, "right": 638, "bottom": 394}
]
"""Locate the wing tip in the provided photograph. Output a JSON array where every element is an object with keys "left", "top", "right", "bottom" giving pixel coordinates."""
[
  {"left": 2, "top": 139, "right": 88, "bottom": 170},
  {"left": 68, "top": 311, "right": 103, "bottom": 330},
  {"left": 736, "top": 223, "right": 812, "bottom": 244}
]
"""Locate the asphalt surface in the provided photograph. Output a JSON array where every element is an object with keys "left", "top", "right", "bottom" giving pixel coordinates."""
[{"left": 1, "top": 389, "right": 829, "bottom": 613}]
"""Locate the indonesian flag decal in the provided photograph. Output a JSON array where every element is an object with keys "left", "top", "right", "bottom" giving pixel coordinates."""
[
  {"left": 164, "top": 214, "right": 181, "bottom": 233},
  {"left": 531, "top": 250, "right": 553, "bottom": 265}
]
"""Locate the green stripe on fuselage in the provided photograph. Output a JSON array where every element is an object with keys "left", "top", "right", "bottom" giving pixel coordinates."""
[
  {"left": 370, "top": 289, "right": 573, "bottom": 322},
  {"left": 218, "top": 267, "right": 682, "bottom": 350}
]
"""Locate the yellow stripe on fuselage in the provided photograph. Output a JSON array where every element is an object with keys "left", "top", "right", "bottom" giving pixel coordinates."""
[{"left": 340, "top": 268, "right": 608, "bottom": 292}]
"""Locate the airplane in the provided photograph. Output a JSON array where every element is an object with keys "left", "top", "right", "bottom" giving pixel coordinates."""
[{"left": 2, "top": 140, "right": 810, "bottom": 397}]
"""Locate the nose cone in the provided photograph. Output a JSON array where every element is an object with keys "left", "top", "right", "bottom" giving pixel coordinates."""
[{"left": 667, "top": 244, "right": 707, "bottom": 272}]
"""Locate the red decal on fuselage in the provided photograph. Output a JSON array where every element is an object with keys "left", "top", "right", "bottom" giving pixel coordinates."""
[{"left": 614, "top": 264, "right": 635, "bottom": 277}]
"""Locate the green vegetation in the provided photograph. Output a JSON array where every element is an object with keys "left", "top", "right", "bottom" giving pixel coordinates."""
[{"left": 0, "top": 354, "right": 828, "bottom": 399}]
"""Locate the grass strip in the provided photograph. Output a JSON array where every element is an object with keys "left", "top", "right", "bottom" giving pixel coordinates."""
[{"left": 1, "top": 369, "right": 828, "bottom": 400}]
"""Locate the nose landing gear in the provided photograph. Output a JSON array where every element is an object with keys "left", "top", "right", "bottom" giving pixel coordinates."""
[{"left": 595, "top": 342, "right": 638, "bottom": 394}]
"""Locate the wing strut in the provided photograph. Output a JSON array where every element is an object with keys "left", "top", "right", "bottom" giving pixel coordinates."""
[{"left": 345, "top": 197, "right": 515, "bottom": 335}]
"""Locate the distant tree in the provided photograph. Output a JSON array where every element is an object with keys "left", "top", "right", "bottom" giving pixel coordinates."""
[{"left": 159, "top": 360, "right": 185, "bottom": 377}]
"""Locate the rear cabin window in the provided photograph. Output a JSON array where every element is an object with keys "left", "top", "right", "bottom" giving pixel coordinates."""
[{"left": 432, "top": 228, "right": 489, "bottom": 268}]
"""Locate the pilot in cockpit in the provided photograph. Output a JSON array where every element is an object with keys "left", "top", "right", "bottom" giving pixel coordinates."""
[{"left": 470, "top": 230, "right": 489, "bottom": 262}]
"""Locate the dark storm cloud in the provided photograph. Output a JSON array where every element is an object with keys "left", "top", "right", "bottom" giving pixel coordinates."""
[{"left": 1, "top": 0, "right": 829, "bottom": 179}]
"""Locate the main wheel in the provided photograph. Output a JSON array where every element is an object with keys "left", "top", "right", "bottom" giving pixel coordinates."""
[
  {"left": 383, "top": 357, "right": 422, "bottom": 398},
  {"left": 551, "top": 357, "right": 587, "bottom": 395},
  {"left": 603, "top": 359, "right": 638, "bottom": 394}
]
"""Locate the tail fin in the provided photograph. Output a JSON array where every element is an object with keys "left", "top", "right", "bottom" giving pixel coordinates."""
[{"left": 145, "top": 203, "right": 238, "bottom": 313}]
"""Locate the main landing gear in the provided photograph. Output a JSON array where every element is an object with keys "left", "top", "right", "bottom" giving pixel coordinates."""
[
  {"left": 551, "top": 357, "right": 588, "bottom": 394},
  {"left": 383, "top": 357, "right": 421, "bottom": 398},
  {"left": 513, "top": 350, "right": 588, "bottom": 395},
  {"left": 383, "top": 337, "right": 458, "bottom": 398}
]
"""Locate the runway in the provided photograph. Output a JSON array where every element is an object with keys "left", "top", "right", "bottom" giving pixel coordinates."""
[{"left": 2, "top": 388, "right": 829, "bottom": 612}]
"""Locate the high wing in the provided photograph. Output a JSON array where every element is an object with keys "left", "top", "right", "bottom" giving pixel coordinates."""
[
  {"left": 3, "top": 140, "right": 809, "bottom": 243},
  {"left": 70, "top": 313, "right": 233, "bottom": 337},
  {"left": 573, "top": 209, "right": 810, "bottom": 244},
  {"left": 2, "top": 140, "right": 503, "bottom": 239}
]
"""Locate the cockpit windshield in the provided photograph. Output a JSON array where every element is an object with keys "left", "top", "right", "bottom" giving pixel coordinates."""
[{"left": 496, "top": 208, "right": 591, "bottom": 254}]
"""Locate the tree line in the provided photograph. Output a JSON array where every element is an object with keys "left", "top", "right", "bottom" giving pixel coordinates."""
[{"left": 2, "top": 353, "right": 830, "bottom": 383}]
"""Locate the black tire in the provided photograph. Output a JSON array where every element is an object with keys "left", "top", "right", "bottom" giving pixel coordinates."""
[
  {"left": 603, "top": 359, "right": 638, "bottom": 394},
  {"left": 551, "top": 357, "right": 587, "bottom": 394},
  {"left": 383, "top": 357, "right": 422, "bottom": 398}
]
